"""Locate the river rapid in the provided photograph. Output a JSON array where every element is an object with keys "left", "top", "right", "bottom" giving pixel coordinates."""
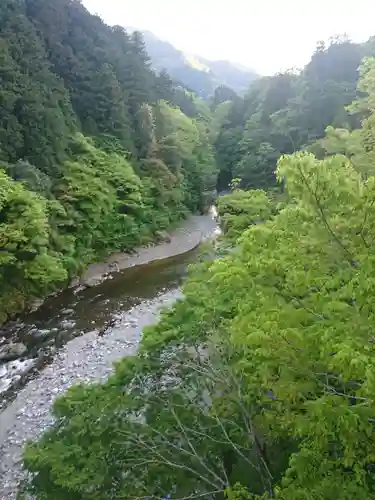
[{"left": 0, "top": 212, "right": 219, "bottom": 500}]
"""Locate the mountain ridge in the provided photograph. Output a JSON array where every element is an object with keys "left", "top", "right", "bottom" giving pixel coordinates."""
[{"left": 127, "top": 27, "right": 258, "bottom": 97}]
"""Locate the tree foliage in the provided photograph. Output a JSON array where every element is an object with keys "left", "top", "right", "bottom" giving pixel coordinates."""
[
  {"left": 0, "top": 169, "right": 66, "bottom": 324},
  {"left": 217, "top": 189, "right": 273, "bottom": 242},
  {"left": 0, "top": 0, "right": 216, "bottom": 322},
  {"left": 214, "top": 37, "right": 371, "bottom": 191}
]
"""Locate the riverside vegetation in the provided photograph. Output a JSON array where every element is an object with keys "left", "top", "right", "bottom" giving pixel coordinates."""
[
  {"left": 0, "top": 0, "right": 217, "bottom": 325},
  {"left": 3, "top": 1, "right": 375, "bottom": 498}
]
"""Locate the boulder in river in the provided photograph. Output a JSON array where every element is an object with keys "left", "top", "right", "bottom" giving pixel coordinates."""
[
  {"left": 62, "top": 308, "right": 74, "bottom": 315},
  {"left": 82, "top": 275, "right": 107, "bottom": 288},
  {"left": 29, "top": 298, "right": 45, "bottom": 313},
  {"left": 0, "top": 359, "right": 37, "bottom": 395},
  {"left": 33, "top": 329, "right": 51, "bottom": 339},
  {"left": 68, "top": 277, "right": 80, "bottom": 289},
  {"left": 60, "top": 319, "right": 76, "bottom": 330},
  {"left": 0, "top": 342, "right": 27, "bottom": 361},
  {"left": 6, "top": 359, "right": 36, "bottom": 378}
]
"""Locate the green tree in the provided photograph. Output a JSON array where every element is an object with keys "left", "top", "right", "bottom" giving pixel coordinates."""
[
  {"left": 0, "top": 0, "right": 75, "bottom": 175},
  {"left": 212, "top": 85, "right": 239, "bottom": 108},
  {"left": 0, "top": 169, "right": 66, "bottom": 322},
  {"left": 214, "top": 38, "right": 364, "bottom": 191},
  {"left": 217, "top": 189, "right": 273, "bottom": 242},
  {"left": 55, "top": 135, "right": 144, "bottom": 268}
]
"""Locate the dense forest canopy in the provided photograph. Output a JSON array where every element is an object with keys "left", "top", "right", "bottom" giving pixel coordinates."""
[
  {"left": 0, "top": 0, "right": 217, "bottom": 323},
  {"left": 213, "top": 36, "right": 375, "bottom": 191},
  {"left": 16, "top": 12, "right": 375, "bottom": 497}
]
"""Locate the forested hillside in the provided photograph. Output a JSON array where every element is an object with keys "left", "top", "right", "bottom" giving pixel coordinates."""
[
  {"left": 0, "top": 0, "right": 216, "bottom": 324},
  {"left": 20, "top": 31, "right": 375, "bottom": 499},
  {"left": 213, "top": 36, "right": 375, "bottom": 191}
]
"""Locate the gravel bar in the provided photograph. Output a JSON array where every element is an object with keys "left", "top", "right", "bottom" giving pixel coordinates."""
[
  {"left": 80, "top": 213, "right": 217, "bottom": 287},
  {"left": 0, "top": 289, "right": 182, "bottom": 499}
]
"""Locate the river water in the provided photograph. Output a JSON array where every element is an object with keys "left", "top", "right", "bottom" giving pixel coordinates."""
[
  {"left": 2, "top": 246, "right": 202, "bottom": 367},
  {"left": 0, "top": 213, "right": 219, "bottom": 499}
]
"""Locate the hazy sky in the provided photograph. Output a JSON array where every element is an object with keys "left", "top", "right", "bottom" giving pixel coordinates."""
[{"left": 83, "top": 0, "right": 375, "bottom": 75}]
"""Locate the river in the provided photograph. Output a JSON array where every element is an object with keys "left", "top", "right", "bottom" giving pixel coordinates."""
[{"left": 0, "top": 212, "right": 219, "bottom": 499}]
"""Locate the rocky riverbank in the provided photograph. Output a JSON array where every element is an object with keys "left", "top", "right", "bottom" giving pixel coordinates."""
[
  {"left": 0, "top": 213, "right": 218, "bottom": 408},
  {"left": 78, "top": 214, "right": 215, "bottom": 288},
  {"left": 0, "top": 290, "right": 181, "bottom": 499},
  {"left": 0, "top": 212, "right": 218, "bottom": 500}
]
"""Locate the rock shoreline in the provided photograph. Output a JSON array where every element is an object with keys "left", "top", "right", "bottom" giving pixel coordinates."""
[
  {"left": 0, "top": 214, "right": 217, "bottom": 405},
  {"left": 79, "top": 214, "right": 212, "bottom": 288},
  {"left": 0, "top": 292, "right": 182, "bottom": 499}
]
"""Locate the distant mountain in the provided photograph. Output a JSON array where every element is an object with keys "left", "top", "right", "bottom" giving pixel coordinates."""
[{"left": 128, "top": 28, "right": 258, "bottom": 98}]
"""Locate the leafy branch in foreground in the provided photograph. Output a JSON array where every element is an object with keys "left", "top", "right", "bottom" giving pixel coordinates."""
[{"left": 22, "top": 335, "right": 281, "bottom": 499}]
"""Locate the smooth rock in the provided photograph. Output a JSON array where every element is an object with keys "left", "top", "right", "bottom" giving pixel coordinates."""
[
  {"left": 73, "top": 285, "right": 86, "bottom": 295},
  {"left": 62, "top": 308, "right": 74, "bottom": 315},
  {"left": 60, "top": 320, "right": 76, "bottom": 330},
  {"left": 82, "top": 274, "right": 108, "bottom": 287},
  {"left": 68, "top": 277, "right": 80, "bottom": 289}
]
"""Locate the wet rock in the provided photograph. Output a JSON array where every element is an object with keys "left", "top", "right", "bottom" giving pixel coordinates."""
[
  {"left": 13, "top": 321, "right": 25, "bottom": 331},
  {"left": 60, "top": 320, "right": 76, "bottom": 330},
  {"left": 68, "top": 277, "right": 80, "bottom": 289},
  {"left": 0, "top": 343, "right": 27, "bottom": 361},
  {"left": 155, "top": 230, "right": 172, "bottom": 244},
  {"left": 73, "top": 285, "right": 86, "bottom": 295},
  {"left": 83, "top": 275, "right": 107, "bottom": 288},
  {"left": 61, "top": 308, "right": 74, "bottom": 315},
  {"left": 33, "top": 329, "right": 51, "bottom": 339},
  {"left": 29, "top": 298, "right": 44, "bottom": 313}
]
